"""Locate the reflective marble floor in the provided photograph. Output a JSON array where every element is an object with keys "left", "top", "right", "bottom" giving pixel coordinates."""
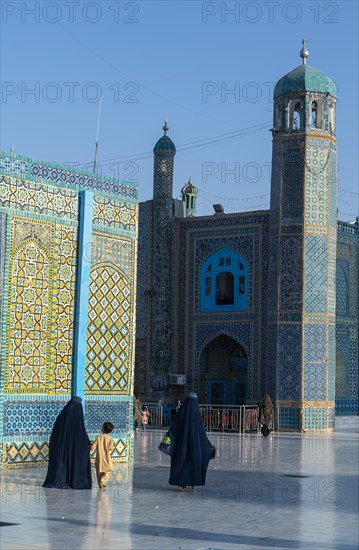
[{"left": 1, "top": 430, "right": 358, "bottom": 550}]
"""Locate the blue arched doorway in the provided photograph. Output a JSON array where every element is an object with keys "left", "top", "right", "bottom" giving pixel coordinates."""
[{"left": 200, "top": 334, "right": 248, "bottom": 405}]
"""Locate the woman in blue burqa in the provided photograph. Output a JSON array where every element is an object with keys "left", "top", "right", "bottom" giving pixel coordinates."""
[
  {"left": 43, "top": 396, "right": 92, "bottom": 489},
  {"left": 168, "top": 392, "right": 212, "bottom": 491}
]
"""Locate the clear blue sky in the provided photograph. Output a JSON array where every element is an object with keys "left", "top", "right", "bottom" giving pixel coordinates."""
[{"left": 1, "top": 0, "right": 358, "bottom": 219}]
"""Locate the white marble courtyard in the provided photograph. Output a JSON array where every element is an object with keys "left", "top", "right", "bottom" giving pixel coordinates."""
[{"left": 1, "top": 430, "right": 358, "bottom": 550}]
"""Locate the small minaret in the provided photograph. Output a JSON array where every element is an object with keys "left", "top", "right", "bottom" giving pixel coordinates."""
[
  {"left": 181, "top": 177, "right": 198, "bottom": 217},
  {"left": 153, "top": 118, "right": 176, "bottom": 199}
]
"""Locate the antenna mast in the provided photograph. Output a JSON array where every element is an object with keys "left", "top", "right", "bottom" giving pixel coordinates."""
[{"left": 93, "top": 97, "right": 102, "bottom": 173}]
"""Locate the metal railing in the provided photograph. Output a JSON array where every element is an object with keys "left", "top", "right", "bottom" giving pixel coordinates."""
[{"left": 140, "top": 403, "right": 262, "bottom": 434}]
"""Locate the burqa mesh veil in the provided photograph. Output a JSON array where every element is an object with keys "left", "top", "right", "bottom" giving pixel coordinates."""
[
  {"left": 169, "top": 393, "right": 212, "bottom": 487},
  {"left": 43, "top": 396, "right": 92, "bottom": 489}
]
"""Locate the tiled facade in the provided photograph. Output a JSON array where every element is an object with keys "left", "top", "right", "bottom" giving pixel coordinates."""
[
  {"left": 135, "top": 57, "right": 358, "bottom": 430},
  {"left": 0, "top": 153, "right": 138, "bottom": 467}
]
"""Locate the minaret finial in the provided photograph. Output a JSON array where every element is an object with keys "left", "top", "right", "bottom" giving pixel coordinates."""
[
  {"left": 163, "top": 117, "right": 169, "bottom": 134},
  {"left": 300, "top": 39, "right": 309, "bottom": 64}
]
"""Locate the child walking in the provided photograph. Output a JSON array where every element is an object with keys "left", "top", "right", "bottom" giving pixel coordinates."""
[
  {"left": 91, "top": 422, "right": 115, "bottom": 489},
  {"left": 141, "top": 406, "right": 150, "bottom": 430}
]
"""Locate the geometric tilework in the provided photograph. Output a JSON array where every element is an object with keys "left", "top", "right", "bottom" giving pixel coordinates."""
[
  {"left": 305, "top": 142, "right": 330, "bottom": 226},
  {"left": 91, "top": 233, "right": 134, "bottom": 280},
  {"left": 303, "top": 407, "right": 330, "bottom": 430},
  {"left": 336, "top": 228, "right": 358, "bottom": 417},
  {"left": 278, "top": 324, "right": 302, "bottom": 400},
  {"left": 327, "top": 406, "right": 335, "bottom": 429},
  {"left": 2, "top": 440, "right": 49, "bottom": 466},
  {"left": 0, "top": 176, "right": 78, "bottom": 221},
  {"left": 303, "top": 324, "right": 327, "bottom": 401},
  {"left": 91, "top": 438, "right": 132, "bottom": 463},
  {"left": 93, "top": 196, "right": 137, "bottom": 233},
  {"left": 135, "top": 203, "right": 149, "bottom": 340},
  {"left": 327, "top": 324, "right": 335, "bottom": 401},
  {"left": 52, "top": 226, "right": 77, "bottom": 393},
  {"left": 1, "top": 150, "right": 138, "bottom": 467},
  {"left": 304, "top": 235, "right": 328, "bottom": 313},
  {"left": 86, "top": 264, "right": 131, "bottom": 393},
  {"left": 282, "top": 150, "right": 304, "bottom": 221},
  {"left": 266, "top": 324, "right": 277, "bottom": 398},
  {"left": 329, "top": 148, "right": 338, "bottom": 228},
  {"left": 4, "top": 219, "right": 76, "bottom": 394},
  {"left": 280, "top": 238, "right": 302, "bottom": 311},
  {"left": 0, "top": 153, "right": 139, "bottom": 200},
  {"left": 4, "top": 401, "right": 65, "bottom": 436},
  {"left": 147, "top": 199, "right": 176, "bottom": 397},
  {"left": 153, "top": 156, "right": 174, "bottom": 198},
  {"left": 278, "top": 407, "right": 301, "bottom": 430},
  {"left": 0, "top": 213, "right": 6, "bottom": 369},
  {"left": 85, "top": 400, "right": 130, "bottom": 433},
  {"left": 268, "top": 237, "right": 279, "bottom": 312},
  {"left": 6, "top": 240, "right": 51, "bottom": 392},
  {"left": 2, "top": 437, "right": 132, "bottom": 467},
  {"left": 335, "top": 349, "right": 348, "bottom": 398},
  {"left": 336, "top": 264, "right": 348, "bottom": 315}
]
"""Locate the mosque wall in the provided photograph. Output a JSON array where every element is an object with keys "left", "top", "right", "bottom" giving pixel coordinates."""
[
  {"left": 174, "top": 211, "right": 270, "bottom": 405},
  {"left": 0, "top": 153, "right": 138, "bottom": 468},
  {"left": 335, "top": 223, "right": 359, "bottom": 416}
]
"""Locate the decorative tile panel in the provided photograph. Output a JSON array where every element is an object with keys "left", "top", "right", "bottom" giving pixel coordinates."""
[
  {"left": 278, "top": 407, "right": 300, "bottom": 430},
  {"left": 85, "top": 400, "right": 130, "bottom": 433},
  {"left": 93, "top": 196, "right": 137, "bottom": 232},
  {"left": 4, "top": 401, "right": 65, "bottom": 436},
  {"left": 0, "top": 176, "right": 78, "bottom": 221},
  {"left": 0, "top": 153, "right": 138, "bottom": 200},
  {"left": 280, "top": 238, "right": 302, "bottom": 311},
  {"left": 278, "top": 324, "right": 302, "bottom": 400},
  {"left": 304, "top": 235, "right": 328, "bottom": 313},
  {"left": 85, "top": 264, "right": 131, "bottom": 393},
  {"left": 303, "top": 324, "right": 327, "bottom": 401},
  {"left": 6, "top": 239, "right": 52, "bottom": 392}
]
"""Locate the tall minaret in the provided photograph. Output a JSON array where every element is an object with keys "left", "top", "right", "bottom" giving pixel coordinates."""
[
  {"left": 267, "top": 41, "right": 337, "bottom": 430},
  {"left": 148, "top": 120, "right": 177, "bottom": 396}
]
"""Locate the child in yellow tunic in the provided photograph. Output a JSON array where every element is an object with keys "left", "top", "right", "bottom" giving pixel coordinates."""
[{"left": 91, "top": 422, "right": 115, "bottom": 489}]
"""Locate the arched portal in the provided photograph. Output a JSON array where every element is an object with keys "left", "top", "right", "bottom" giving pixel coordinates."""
[{"left": 200, "top": 334, "right": 248, "bottom": 405}]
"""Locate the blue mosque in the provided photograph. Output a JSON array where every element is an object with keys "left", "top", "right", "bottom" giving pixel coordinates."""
[
  {"left": 0, "top": 42, "right": 358, "bottom": 468},
  {"left": 135, "top": 42, "right": 359, "bottom": 431}
]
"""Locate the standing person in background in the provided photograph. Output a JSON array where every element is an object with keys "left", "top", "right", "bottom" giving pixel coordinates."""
[
  {"left": 258, "top": 393, "right": 273, "bottom": 437},
  {"left": 141, "top": 405, "right": 150, "bottom": 430},
  {"left": 91, "top": 421, "right": 115, "bottom": 489},
  {"left": 43, "top": 396, "right": 92, "bottom": 490},
  {"left": 133, "top": 392, "right": 141, "bottom": 431},
  {"left": 168, "top": 392, "right": 212, "bottom": 492}
]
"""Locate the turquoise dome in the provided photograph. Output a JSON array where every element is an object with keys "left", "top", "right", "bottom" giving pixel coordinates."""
[
  {"left": 153, "top": 134, "right": 176, "bottom": 156},
  {"left": 274, "top": 64, "right": 337, "bottom": 99}
]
